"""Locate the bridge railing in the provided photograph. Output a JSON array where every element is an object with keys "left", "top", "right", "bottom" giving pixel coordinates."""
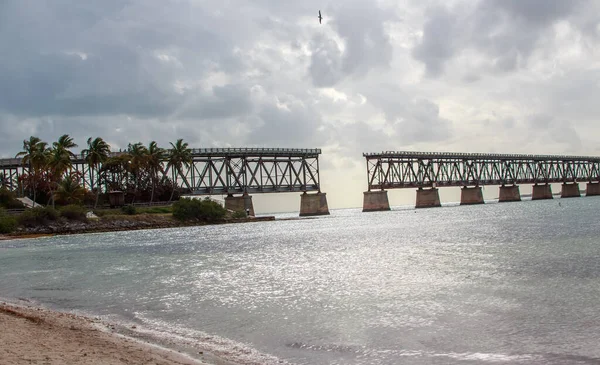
[
  {"left": 363, "top": 151, "right": 600, "bottom": 162},
  {"left": 0, "top": 148, "right": 322, "bottom": 168}
]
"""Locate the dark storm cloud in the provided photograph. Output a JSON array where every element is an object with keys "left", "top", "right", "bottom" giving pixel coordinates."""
[
  {"left": 176, "top": 84, "right": 254, "bottom": 121},
  {"left": 0, "top": 0, "right": 237, "bottom": 119},
  {"left": 412, "top": 0, "right": 589, "bottom": 76},
  {"left": 412, "top": 6, "right": 458, "bottom": 77}
]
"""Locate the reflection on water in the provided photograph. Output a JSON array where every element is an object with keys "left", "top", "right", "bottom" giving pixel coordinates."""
[{"left": 1, "top": 198, "right": 600, "bottom": 364}]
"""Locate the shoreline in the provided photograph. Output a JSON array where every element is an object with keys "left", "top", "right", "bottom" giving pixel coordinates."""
[
  {"left": 0, "top": 215, "right": 276, "bottom": 241},
  {"left": 0, "top": 300, "right": 221, "bottom": 365}
]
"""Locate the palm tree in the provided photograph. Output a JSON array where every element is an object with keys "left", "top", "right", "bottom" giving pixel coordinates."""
[
  {"left": 127, "top": 142, "right": 148, "bottom": 203},
  {"left": 166, "top": 139, "right": 192, "bottom": 201},
  {"left": 54, "top": 174, "right": 87, "bottom": 205},
  {"left": 100, "top": 154, "right": 131, "bottom": 193},
  {"left": 82, "top": 137, "right": 111, "bottom": 208},
  {"left": 53, "top": 134, "right": 77, "bottom": 158},
  {"left": 46, "top": 135, "right": 78, "bottom": 207},
  {"left": 16, "top": 136, "right": 49, "bottom": 203},
  {"left": 146, "top": 141, "right": 166, "bottom": 203}
]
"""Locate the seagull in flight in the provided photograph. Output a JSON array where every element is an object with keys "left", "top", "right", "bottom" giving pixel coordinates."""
[{"left": 318, "top": 10, "right": 323, "bottom": 24}]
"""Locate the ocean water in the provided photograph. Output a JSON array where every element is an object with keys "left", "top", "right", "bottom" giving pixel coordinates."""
[{"left": 1, "top": 197, "right": 600, "bottom": 364}]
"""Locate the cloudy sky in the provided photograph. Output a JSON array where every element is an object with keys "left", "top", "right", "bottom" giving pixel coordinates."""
[{"left": 2, "top": 0, "right": 600, "bottom": 211}]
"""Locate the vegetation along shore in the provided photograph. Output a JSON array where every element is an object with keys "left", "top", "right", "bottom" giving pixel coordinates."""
[{"left": 0, "top": 135, "right": 273, "bottom": 239}]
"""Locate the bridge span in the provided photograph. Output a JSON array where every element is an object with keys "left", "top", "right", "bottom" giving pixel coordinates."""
[
  {"left": 0, "top": 148, "right": 329, "bottom": 217},
  {"left": 362, "top": 151, "right": 600, "bottom": 210}
]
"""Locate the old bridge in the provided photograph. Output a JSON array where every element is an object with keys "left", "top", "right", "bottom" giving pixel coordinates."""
[
  {"left": 0, "top": 148, "right": 329, "bottom": 216},
  {"left": 363, "top": 151, "right": 600, "bottom": 210}
]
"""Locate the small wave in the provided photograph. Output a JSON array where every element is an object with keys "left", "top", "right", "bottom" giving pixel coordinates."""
[
  {"left": 431, "top": 351, "right": 541, "bottom": 362},
  {"left": 284, "top": 343, "right": 542, "bottom": 363},
  {"left": 113, "top": 312, "right": 293, "bottom": 365}
]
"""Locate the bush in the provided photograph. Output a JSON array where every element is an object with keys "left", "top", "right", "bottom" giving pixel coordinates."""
[
  {"left": 231, "top": 210, "right": 247, "bottom": 219},
  {"left": 60, "top": 205, "right": 88, "bottom": 222},
  {"left": 0, "top": 188, "right": 24, "bottom": 209},
  {"left": 0, "top": 215, "right": 17, "bottom": 233},
  {"left": 121, "top": 204, "right": 137, "bottom": 215},
  {"left": 172, "top": 198, "right": 226, "bottom": 222},
  {"left": 17, "top": 207, "right": 59, "bottom": 227},
  {"left": 136, "top": 206, "right": 172, "bottom": 214}
]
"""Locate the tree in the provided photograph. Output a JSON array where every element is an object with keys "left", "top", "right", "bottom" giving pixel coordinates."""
[
  {"left": 16, "top": 136, "right": 49, "bottom": 204},
  {"left": 82, "top": 137, "right": 111, "bottom": 208},
  {"left": 47, "top": 135, "right": 78, "bottom": 207},
  {"left": 146, "top": 141, "right": 166, "bottom": 203},
  {"left": 127, "top": 142, "right": 148, "bottom": 203},
  {"left": 53, "top": 134, "right": 78, "bottom": 158},
  {"left": 54, "top": 174, "right": 87, "bottom": 205},
  {"left": 100, "top": 154, "right": 131, "bottom": 193},
  {"left": 166, "top": 139, "right": 192, "bottom": 201}
]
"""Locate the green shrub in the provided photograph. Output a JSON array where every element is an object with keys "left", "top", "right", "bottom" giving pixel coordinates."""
[
  {"left": 0, "top": 215, "right": 17, "bottom": 233},
  {"left": 59, "top": 205, "right": 88, "bottom": 222},
  {"left": 136, "top": 206, "right": 172, "bottom": 214},
  {"left": 172, "top": 198, "right": 199, "bottom": 221},
  {"left": 17, "top": 207, "right": 59, "bottom": 227},
  {"left": 231, "top": 210, "right": 247, "bottom": 219},
  {"left": 92, "top": 208, "right": 117, "bottom": 217},
  {"left": 0, "top": 188, "right": 24, "bottom": 209},
  {"left": 121, "top": 204, "right": 137, "bottom": 215},
  {"left": 172, "top": 198, "right": 226, "bottom": 222}
]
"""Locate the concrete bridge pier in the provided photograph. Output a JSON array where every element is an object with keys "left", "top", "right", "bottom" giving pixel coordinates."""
[
  {"left": 460, "top": 186, "right": 484, "bottom": 205},
  {"left": 561, "top": 183, "right": 580, "bottom": 198},
  {"left": 225, "top": 193, "right": 255, "bottom": 216},
  {"left": 532, "top": 184, "right": 553, "bottom": 200},
  {"left": 362, "top": 190, "right": 391, "bottom": 212},
  {"left": 498, "top": 185, "right": 521, "bottom": 202},
  {"left": 415, "top": 188, "right": 441, "bottom": 208},
  {"left": 586, "top": 182, "right": 600, "bottom": 196},
  {"left": 300, "top": 192, "right": 330, "bottom": 216}
]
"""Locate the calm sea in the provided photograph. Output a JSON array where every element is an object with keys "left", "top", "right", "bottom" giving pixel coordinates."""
[{"left": 1, "top": 198, "right": 600, "bottom": 365}]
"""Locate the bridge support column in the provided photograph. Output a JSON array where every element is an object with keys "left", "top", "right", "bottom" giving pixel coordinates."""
[
  {"left": 225, "top": 193, "right": 255, "bottom": 217},
  {"left": 299, "top": 192, "right": 330, "bottom": 216},
  {"left": 362, "top": 191, "right": 390, "bottom": 212},
  {"left": 415, "top": 188, "right": 441, "bottom": 209},
  {"left": 532, "top": 184, "right": 553, "bottom": 200},
  {"left": 561, "top": 183, "right": 580, "bottom": 198},
  {"left": 586, "top": 182, "right": 600, "bottom": 196},
  {"left": 460, "top": 186, "right": 484, "bottom": 205},
  {"left": 498, "top": 185, "right": 521, "bottom": 202}
]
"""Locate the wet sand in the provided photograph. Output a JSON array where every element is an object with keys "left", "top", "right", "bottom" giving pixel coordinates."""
[{"left": 0, "top": 302, "right": 213, "bottom": 365}]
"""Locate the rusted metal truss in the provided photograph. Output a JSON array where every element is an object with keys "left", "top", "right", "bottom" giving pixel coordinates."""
[
  {"left": 0, "top": 148, "right": 322, "bottom": 196},
  {"left": 364, "top": 151, "right": 600, "bottom": 190},
  {"left": 171, "top": 149, "right": 322, "bottom": 194}
]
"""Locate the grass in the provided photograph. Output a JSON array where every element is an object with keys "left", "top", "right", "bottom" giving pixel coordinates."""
[{"left": 93, "top": 205, "right": 172, "bottom": 217}]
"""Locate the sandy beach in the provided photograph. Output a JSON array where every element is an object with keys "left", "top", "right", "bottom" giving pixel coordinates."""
[{"left": 0, "top": 302, "right": 213, "bottom": 365}]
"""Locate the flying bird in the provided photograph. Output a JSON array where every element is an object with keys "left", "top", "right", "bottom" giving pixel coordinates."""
[{"left": 318, "top": 10, "right": 323, "bottom": 24}]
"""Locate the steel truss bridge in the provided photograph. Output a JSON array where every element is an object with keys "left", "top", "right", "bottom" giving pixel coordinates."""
[
  {"left": 364, "top": 151, "right": 600, "bottom": 190},
  {"left": 0, "top": 148, "right": 323, "bottom": 196}
]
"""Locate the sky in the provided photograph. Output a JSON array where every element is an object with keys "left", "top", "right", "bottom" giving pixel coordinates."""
[{"left": 2, "top": 0, "right": 600, "bottom": 212}]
